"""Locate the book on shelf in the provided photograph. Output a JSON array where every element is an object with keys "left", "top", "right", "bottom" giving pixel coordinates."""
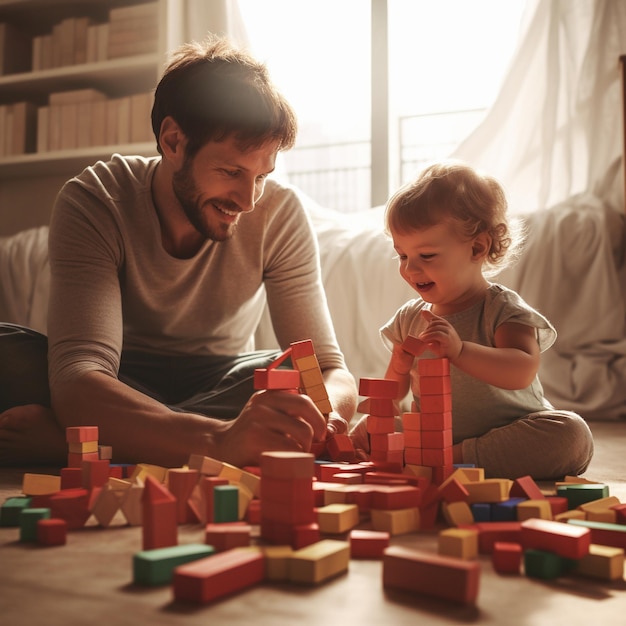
[
  {"left": 0, "top": 22, "right": 32, "bottom": 75},
  {"left": 1, "top": 102, "right": 37, "bottom": 156}
]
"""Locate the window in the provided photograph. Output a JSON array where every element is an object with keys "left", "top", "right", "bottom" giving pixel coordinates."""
[{"left": 238, "top": 0, "right": 526, "bottom": 212}]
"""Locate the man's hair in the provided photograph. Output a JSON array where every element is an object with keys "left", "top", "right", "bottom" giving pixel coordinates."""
[
  {"left": 151, "top": 36, "right": 297, "bottom": 157},
  {"left": 385, "top": 160, "right": 525, "bottom": 274}
]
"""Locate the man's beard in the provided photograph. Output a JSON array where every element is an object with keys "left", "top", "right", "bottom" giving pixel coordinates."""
[{"left": 172, "top": 160, "right": 237, "bottom": 242}]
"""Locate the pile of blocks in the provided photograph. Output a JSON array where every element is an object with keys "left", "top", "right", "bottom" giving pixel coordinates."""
[{"left": 2, "top": 352, "right": 626, "bottom": 608}]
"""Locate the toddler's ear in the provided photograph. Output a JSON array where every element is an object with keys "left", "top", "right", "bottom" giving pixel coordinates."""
[{"left": 471, "top": 232, "right": 492, "bottom": 260}]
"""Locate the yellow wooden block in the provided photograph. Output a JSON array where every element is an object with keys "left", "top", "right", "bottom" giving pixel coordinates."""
[
  {"left": 120, "top": 481, "right": 144, "bottom": 525},
  {"left": 130, "top": 463, "right": 167, "bottom": 484},
  {"left": 294, "top": 354, "right": 320, "bottom": 372},
  {"left": 403, "top": 464, "right": 433, "bottom": 482},
  {"left": 438, "top": 528, "right": 478, "bottom": 560},
  {"left": 555, "top": 510, "right": 586, "bottom": 522},
  {"left": 237, "top": 483, "right": 254, "bottom": 520},
  {"left": 516, "top": 499, "right": 553, "bottom": 521},
  {"left": 441, "top": 501, "right": 475, "bottom": 527},
  {"left": 578, "top": 496, "right": 621, "bottom": 513},
  {"left": 187, "top": 454, "right": 223, "bottom": 476},
  {"left": 585, "top": 509, "right": 618, "bottom": 524},
  {"left": 575, "top": 544, "right": 625, "bottom": 581},
  {"left": 316, "top": 503, "right": 359, "bottom": 534},
  {"left": 68, "top": 440, "right": 99, "bottom": 454},
  {"left": 262, "top": 545, "right": 294, "bottom": 581},
  {"left": 305, "top": 383, "right": 330, "bottom": 403},
  {"left": 90, "top": 482, "right": 127, "bottom": 527},
  {"left": 289, "top": 539, "right": 350, "bottom": 584},
  {"left": 322, "top": 484, "right": 349, "bottom": 505},
  {"left": 300, "top": 367, "right": 324, "bottom": 387},
  {"left": 464, "top": 479, "right": 512, "bottom": 504},
  {"left": 370, "top": 507, "right": 420, "bottom": 535},
  {"left": 438, "top": 467, "right": 484, "bottom": 491},
  {"left": 22, "top": 473, "right": 61, "bottom": 496}
]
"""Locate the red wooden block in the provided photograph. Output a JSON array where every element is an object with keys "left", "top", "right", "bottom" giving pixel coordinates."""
[
  {"left": 204, "top": 523, "right": 252, "bottom": 552},
  {"left": 173, "top": 549, "right": 265, "bottom": 604},
  {"left": 142, "top": 475, "right": 178, "bottom": 551},
  {"left": 546, "top": 495, "right": 569, "bottom": 517},
  {"left": 431, "top": 465, "right": 455, "bottom": 486},
  {"left": 60, "top": 467, "right": 83, "bottom": 490},
  {"left": 37, "top": 518, "right": 68, "bottom": 546},
  {"left": 611, "top": 503, "right": 626, "bottom": 524},
  {"left": 417, "top": 358, "right": 450, "bottom": 376},
  {"left": 260, "top": 451, "right": 315, "bottom": 480},
  {"left": 245, "top": 499, "right": 261, "bottom": 525},
  {"left": 420, "top": 411, "right": 453, "bottom": 431},
  {"left": 383, "top": 545, "right": 480, "bottom": 605},
  {"left": 403, "top": 447, "right": 423, "bottom": 466},
  {"left": 290, "top": 339, "right": 315, "bottom": 360},
  {"left": 420, "top": 394, "right": 453, "bottom": 414},
  {"left": 260, "top": 519, "right": 320, "bottom": 549},
  {"left": 365, "top": 415, "right": 396, "bottom": 435},
  {"left": 422, "top": 447, "right": 454, "bottom": 467},
  {"left": 369, "top": 432, "right": 405, "bottom": 452},
  {"left": 401, "top": 335, "right": 427, "bottom": 357},
  {"left": 421, "top": 429, "right": 453, "bottom": 449},
  {"left": 521, "top": 518, "right": 591, "bottom": 560},
  {"left": 368, "top": 397, "right": 398, "bottom": 417},
  {"left": 189, "top": 476, "right": 229, "bottom": 525},
  {"left": 67, "top": 451, "right": 99, "bottom": 468},
  {"left": 401, "top": 412, "right": 421, "bottom": 430},
  {"left": 167, "top": 468, "right": 199, "bottom": 525},
  {"left": 316, "top": 463, "right": 369, "bottom": 482},
  {"left": 403, "top": 430, "right": 422, "bottom": 448},
  {"left": 253, "top": 368, "right": 301, "bottom": 390},
  {"left": 420, "top": 375, "right": 452, "bottom": 395},
  {"left": 491, "top": 541, "right": 522, "bottom": 574},
  {"left": 470, "top": 521, "right": 523, "bottom": 554},
  {"left": 439, "top": 478, "right": 470, "bottom": 503},
  {"left": 509, "top": 475, "right": 545, "bottom": 500},
  {"left": 369, "top": 449, "right": 404, "bottom": 466},
  {"left": 81, "top": 459, "right": 110, "bottom": 489},
  {"left": 49, "top": 488, "right": 91, "bottom": 530},
  {"left": 350, "top": 529, "right": 390, "bottom": 558},
  {"left": 325, "top": 433, "right": 357, "bottom": 462},
  {"left": 358, "top": 378, "right": 399, "bottom": 399},
  {"left": 65, "top": 426, "right": 99, "bottom": 443}
]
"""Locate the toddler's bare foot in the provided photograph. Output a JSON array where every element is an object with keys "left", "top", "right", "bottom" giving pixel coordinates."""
[{"left": 0, "top": 404, "right": 67, "bottom": 467}]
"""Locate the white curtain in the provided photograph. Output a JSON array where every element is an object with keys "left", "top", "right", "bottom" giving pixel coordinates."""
[
  {"left": 454, "top": 0, "right": 626, "bottom": 420},
  {"left": 182, "top": 0, "right": 249, "bottom": 46}
]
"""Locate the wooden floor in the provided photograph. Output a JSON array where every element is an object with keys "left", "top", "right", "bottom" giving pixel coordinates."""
[{"left": 1, "top": 420, "right": 626, "bottom": 625}]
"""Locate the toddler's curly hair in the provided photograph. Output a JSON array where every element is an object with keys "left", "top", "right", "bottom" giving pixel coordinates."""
[{"left": 385, "top": 160, "right": 524, "bottom": 275}]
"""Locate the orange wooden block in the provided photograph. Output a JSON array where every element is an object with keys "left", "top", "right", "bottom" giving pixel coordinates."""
[
  {"left": 142, "top": 475, "right": 178, "bottom": 551},
  {"left": 420, "top": 375, "right": 452, "bottom": 395},
  {"left": 420, "top": 394, "right": 453, "bottom": 413},
  {"left": 510, "top": 475, "right": 545, "bottom": 500},
  {"left": 358, "top": 378, "right": 399, "bottom": 399},
  {"left": 365, "top": 415, "right": 396, "bottom": 434},
  {"left": 65, "top": 426, "right": 99, "bottom": 443},
  {"left": 349, "top": 529, "right": 390, "bottom": 558},
  {"left": 401, "top": 335, "right": 427, "bottom": 357},
  {"left": 290, "top": 339, "right": 315, "bottom": 360},
  {"left": 421, "top": 429, "right": 453, "bottom": 449},
  {"left": 81, "top": 459, "right": 110, "bottom": 489},
  {"left": 167, "top": 468, "right": 199, "bottom": 525},
  {"left": 253, "top": 368, "right": 301, "bottom": 390},
  {"left": 325, "top": 434, "right": 357, "bottom": 462},
  {"left": 383, "top": 545, "right": 480, "bottom": 604},
  {"left": 401, "top": 412, "right": 421, "bottom": 430},
  {"left": 204, "top": 523, "right": 252, "bottom": 552},
  {"left": 260, "top": 451, "right": 315, "bottom": 480},
  {"left": 417, "top": 358, "right": 450, "bottom": 376},
  {"left": 420, "top": 411, "right": 453, "bottom": 431}
]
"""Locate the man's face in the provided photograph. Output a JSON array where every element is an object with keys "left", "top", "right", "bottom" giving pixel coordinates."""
[{"left": 172, "top": 135, "right": 278, "bottom": 242}]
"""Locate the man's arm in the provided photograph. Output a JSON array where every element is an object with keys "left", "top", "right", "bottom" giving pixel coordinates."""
[{"left": 322, "top": 366, "right": 358, "bottom": 434}]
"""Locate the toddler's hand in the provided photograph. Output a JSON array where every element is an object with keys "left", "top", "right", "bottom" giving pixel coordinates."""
[{"left": 418, "top": 309, "right": 463, "bottom": 361}]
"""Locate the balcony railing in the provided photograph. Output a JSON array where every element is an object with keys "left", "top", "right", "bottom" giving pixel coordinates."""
[{"left": 283, "top": 108, "right": 486, "bottom": 213}]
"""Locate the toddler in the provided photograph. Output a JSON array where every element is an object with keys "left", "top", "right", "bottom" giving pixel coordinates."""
[{"left": 350, "top": 161, "right": 593, "bottom": 479}]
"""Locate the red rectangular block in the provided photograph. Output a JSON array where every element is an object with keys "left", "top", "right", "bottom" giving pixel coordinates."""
[
  {"left": 417, "top": 358, "right": 450, "bottom": 376},
  {"left": 350, "top": 529, "right": 390, "bottom": 558},
  {"left": 422, "top": 447, "right": 453, "bottom": 467},
  {"left": 401, "top": 412, "right": 421, "bottom": 430},
  {"left": 420, "top": 411, "right": 453, "bottom": 431},
  {"left": 359, "top": 378, "right": 399, "bottom": 399},
  {"left": 65, "top": 426, "right": 99, "bottom": 443},
  {"left": 290, "top": 339, "right": 315, "bottom": 360},
  {"left": 521, "top": 518, "right": 591, "bottom": 560},
  {"left": 419, "top": 375, "right": 452, "bottom": 395},
  {"left": 420, "top": 394, "right": 453, "bottom": 414},
  {"left": 368, "top": 397, "right": 397, "bottom": 417},
  {"left": 383, "top": 546, "right": 480, "bottom": 605},
  {"left": 369, "top": 432, "right": 405, "bottom": 452},
  {"left": 403, "top": 447, "right": 423, "bottom": 466},
  {"left": 421, "top": 429, "right": 453, "bottom": 449},
  {"left": 253, "top": 368, "right": 301, "bottom": 390},
  {"left": 365, "top": 415, "right": 396, "bottom": 435}
]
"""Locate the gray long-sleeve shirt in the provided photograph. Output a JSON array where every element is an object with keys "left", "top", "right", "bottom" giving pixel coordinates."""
[{"left": 47, "top": 154, "right": 345, "bottom": 390}]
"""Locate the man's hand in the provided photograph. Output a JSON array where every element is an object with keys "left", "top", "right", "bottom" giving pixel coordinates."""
[{"left": 213, "top": 389, "right": 328, "bottom": 468}]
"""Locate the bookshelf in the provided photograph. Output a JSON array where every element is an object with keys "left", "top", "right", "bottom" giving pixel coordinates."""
[{"left": 0, "top": 0, "right": 183, "bottom": 234}]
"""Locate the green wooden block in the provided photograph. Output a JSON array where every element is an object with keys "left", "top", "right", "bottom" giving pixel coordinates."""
[
  {"left": 556, "top": 483, "right": 609, "bottom": 509},
  {"left": 524, "top": 549, "right": 577, "bottom": 580},
  {"left": 0, "top": 497, "right": 32, "bottom": 527},
  {"left": 19, "top": 508, "right": 51, "bottom": 542},
  {"left": 133, "top": 543, "right": 216, "bottom": 586},
  {"left": 214, "top": 485, "right": 239, "bottom": 523}
]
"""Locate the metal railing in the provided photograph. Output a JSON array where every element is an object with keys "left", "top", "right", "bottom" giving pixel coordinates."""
[{"left": 283, "top": 108, "right": 486, "bottom": 213}]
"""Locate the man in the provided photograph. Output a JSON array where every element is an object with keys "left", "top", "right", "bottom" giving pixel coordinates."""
[{"left": 0, "top": 37, "right": 357, "bottom": 468}]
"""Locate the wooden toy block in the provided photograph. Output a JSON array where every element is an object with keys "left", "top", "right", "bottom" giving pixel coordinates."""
[
  {"left": 290, "top": 338, "right": 315, "bottom": 360},
  {"left": 261, "top": 475, "right": 315, "bottom": 505},
  {"left": 120, "top": 481, "right": 144, "bottom": 526},
  {"left": 509, "top": 474, "right": 545, "bottom": 500},
  {"left": 471, "top": 521, "right": 522, "bottom": 553},
  {"left": 1, "top": 496, "right": 32, "bottom": 527},
  {"left": 403, "top": 447, "right": 422, "bottom": 465},
  {"left": 556, "top": 483, "right": 610, "bottom": 509},
  {"left": 205, "top": 523, "right": 252, "bottom": 552},
  {"left": 546, "top": 495, "right": 569, "bottom": 517},
  {"left": 325, "top": 433, "right": 357, "bottom": 462},
  {"left": 370, "top": 485, "right": 422, "bottom": 510},
  {"left": 292, "top": 353, "right": 320, "bottom": 373},
  {"left": 567, "top": 519, "right": 626, "bottom": 549},
  {"left": 81, "top": 458, "right": 110, "bottom": 489},
  {"left": 401, "top": 411, "right": 421, "bottom": 430},
  {"left": 19, "top": 508, "right": 51, "bottom": 542},
  {"left": 438, "top": 528, "right": 479, "bottom": 560},
  {"left": 465, "top": 479, "right": 512, "bottom": 504},
  {"left": 431, "top": 465, "right": 455, "bottom": 486},
  {"left": 260, "top": 498, "right": 317, "bottom": 526},
  {"left": 133, "top": 543, "right": 215, "bottom": 586},
  {"left": 420, "top": 393, "right": 453, "bottom": 414},
  {"left": 68, "top": 440, "right": 99, "bottom": 454},
  {"left": 422, "top": 447, "right": 454, "bottom": 467},
  {"left": 516, "top": 499, "right": 553, "bottom": 521},
  {"left": 173, "top": 548, "right": 265, "bottom": 603},
  {"left": 439, "top": 478, "right": 470, "bottom": 503},
  {"left": 317, "top": 462, "right": 368, "bottom": 482},
  {"left": 419, "top": 375, "right": 452, "bottom": 395},
  {"left": 370, "top": 507, "right": 420, "bottom": 535},
  {"left": 316, "top": 503, "right": 359, "bottom": 534},
  {"left": 187, "top": 454, "right": 223, "bottom": 476},
  {"left": 365, "top": 415, "right": 396, "bottom": 435},
  {"left": 383, "top": 545, "right": 480, "bottom": 605},
  {"left": 260, "top": 451, "right": 315, "bottom": 479},
  {"left": 49, "top": 488, "right": 91, "bottom": 529},
  {"left": 358, "top": 377, "right": 399, "bottom": 399},
  {"left": 368, "top": 397, "right": 398, "bottom": 417},
  {"left": 67, "top": 451, "right": 99, "bottom": 468},
  {"left": 329, "top": 472, "right": 363, "bottom": 484},
  {"left": 98, "top": 445, "right": 113, "bottom": 460},
  {"left": 417, "top": 358, "right": 450, "bottom": 376},
  {"left": 369, "top": 432, "right": 405, "bottom": 452},
  {"left": 369, "top": 448, "right": 404, "bottom": 466},
  {"left": 521, "top": 517, "right": 591, "bottom": 559},
  {"left": 491, "top": 541, "right": 523, "bottom": 574},
  {"left": 288, "top": 539, "right": 350, "bottom": 584},
  {"left": 22, "top": 473, "right": 61, "bottom": 496},
  {"left": 260, "top": 519, "right": 320, "bottom": 549},
  {"left": 349, "top": 529, "right": 390, "bottom": 559},
  {"left": 610, "top": 503, "right": 626, "bottom": 524},
  {"left": 37, "top": 518, "right": 67, "bottom": 546},
  {"left": 245, "top": 498, "right": 261, "bottom": 525},
  {"left": 213, "top": 485, "right": 239, "bottom": 523},
  {"left": 131, "top": 463, "right": 168, "bottom": 484},
  {"left": 421, "top": 428, "right": 453, "bottom": 449},
  {"left": 555, "top": 510, "right": 586, "bottom": 522},
  {"left": 585, "top": 509, "right": 618, "bottom": 524},
  {"left": 419, "top": 411, "right": 453, "bottom": 431},
  {"left": 90, "top": 482, "right": 128, "bottom": 527},
  {"left": 299, "top": 366, "right": 325, "bottom": 388},
  {"left": 471, "top": 503, "right": 492, "bottom": 522},
  {"left": 442, "top": 501, "right": 475, "bottom": 527},
  {"left": 165, "top": 468, "right": 199, "bottom": 525},
  {"left": 578, "top": 495, "right": 621, "bottom": 514},
  {"left": 403, "top": 430, "right": 422, "bottom": 448},
  {"left": 60, "top": 467, "right": 83, "bottom": 490},
  {"left": 65, "top": 425, "right": 99, "bottom": 443},
  {"left": 142, "top": 475, "right": 177, "bottom": 551},
  {"left": 261, "top": 545, "right": 294, "bottom": 581},
  {"left": 574, "top": 544, "right": 625, "bottom": 581},
  {"left": 404, "top": 464, "right": 433, "bottom": 482},
  {"left": 524, "top": 548, "right": 577, "bottom": 580},
  {"left": 401, "top": 334, "right": 427, "bottom": 356},
  {"left": 491, "top": 498, "right": 525, "bottom": 522},
  {"left": 253, "top": 367, "right": 301, "bottom": 390}
]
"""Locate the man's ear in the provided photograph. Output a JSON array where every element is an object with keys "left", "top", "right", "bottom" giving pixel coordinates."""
[
  {"left": 159, "top": 116, "right": 187, "bottom": 166},
  {"left": 472, "top": 232, "right": 492, "bottom": 260}
]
